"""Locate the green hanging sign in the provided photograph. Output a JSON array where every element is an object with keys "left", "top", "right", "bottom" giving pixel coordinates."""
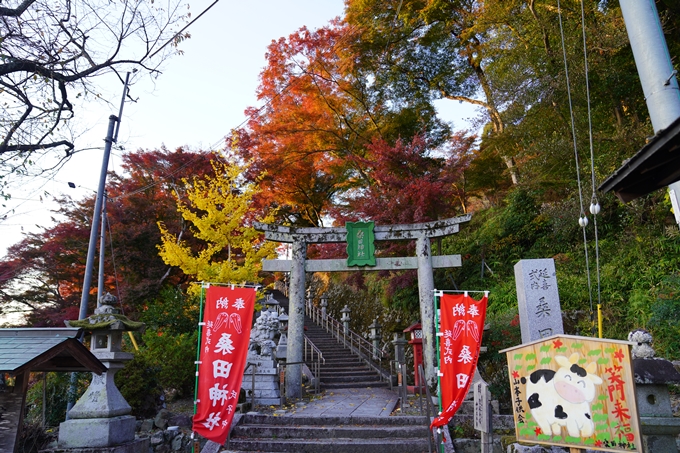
[{"left": 346, "top": 221, "right": 376, "bottom": 267}]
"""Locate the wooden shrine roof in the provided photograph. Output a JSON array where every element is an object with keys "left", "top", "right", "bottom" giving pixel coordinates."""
[
  {"left": 0, "top": 327, "right": 106, "bottom": 375},
  {"left": 599, "top": 116, "right": 680, "bottom": 202}
]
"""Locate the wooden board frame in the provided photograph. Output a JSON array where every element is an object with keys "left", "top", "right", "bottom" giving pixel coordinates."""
[{"left": 501, "top": 335, "right": 642, "bottom": 452}]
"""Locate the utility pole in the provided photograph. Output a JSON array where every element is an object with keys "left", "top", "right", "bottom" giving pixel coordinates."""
[
  {"left": 78, "top": 73, "right": 130, "bottom": 320},
  {"left": 67, "top": 73, "right": 131, "bottom": 416},
  {"left": 97, "top": 193, "right": 107, "bottom": 308},
  {"left": 618, "top": 0, "right": 680, "bottom": 223}
]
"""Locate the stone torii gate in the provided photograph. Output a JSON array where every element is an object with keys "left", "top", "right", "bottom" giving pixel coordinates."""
[{"left": 254, "top": 215, "right": 471, "bottom": 398}]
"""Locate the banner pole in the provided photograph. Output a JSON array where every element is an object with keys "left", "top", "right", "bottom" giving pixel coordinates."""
[
  {"left": 433, "top": 290, "right": 444, "bottom": 453},
  {"left": 191, "top": 282, "right": 208, "bottom": 452}
]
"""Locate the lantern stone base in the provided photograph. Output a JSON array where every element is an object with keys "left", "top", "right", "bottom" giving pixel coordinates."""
[
  {"left": 243, "top": 355, "right": 281, "bottom": 405},
  {"left": 58, "top": 415, "right": 136, "bottom": 448},
  {"left": 42, "top": 438, "right": 148, "bottom": 453}
]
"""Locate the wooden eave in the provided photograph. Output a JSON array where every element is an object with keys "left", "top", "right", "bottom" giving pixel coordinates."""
[
  {"left": 0, "top": 328, "right": 106, "bottom": 375},
  {"left": 599, "top": 116, "right": 680, "bottom": 202}
]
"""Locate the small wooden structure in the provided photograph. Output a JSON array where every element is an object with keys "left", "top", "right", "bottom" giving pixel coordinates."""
[
  {"left": 0, "top": 328, "right": 106, "bottom": 453},
  {"left": 501, "top": 334, "right": 641, "bottom": 453}
]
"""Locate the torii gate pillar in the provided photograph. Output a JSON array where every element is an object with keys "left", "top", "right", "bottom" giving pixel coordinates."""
[
  {"left": 256, "top": 215, "right": 471, "bottom": 396},
  {"left": 416, "top": 236, "right": 436, "bottom": 387},
  {"left": 286, "top": 238, "right": 306, "bottom": 398}
]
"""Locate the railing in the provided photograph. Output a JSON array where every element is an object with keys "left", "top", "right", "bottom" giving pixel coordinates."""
[
  {"left": 418, "top": 364, "right": 438, "bottom": 453},
  {"left": 306, "top": 303, "right": 391, "bottom": 383},
  {"left": 275, "top": 339, "right": 324, "bottom": 405},
  {"left": 304, "top": 336, "right": 324, "bottom": 394}
]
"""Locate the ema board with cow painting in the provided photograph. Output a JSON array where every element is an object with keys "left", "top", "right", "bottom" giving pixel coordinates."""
[{"left": 501, "top": 335, "right": 641, "bottom": 452}]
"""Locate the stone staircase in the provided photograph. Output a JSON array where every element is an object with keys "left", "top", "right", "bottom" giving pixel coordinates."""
[
  {"left": 227, "top": 413, "right": 431, "bottom": 453},
  {"left": 304, "top": 317, "right": 389, "bottom": 389}
]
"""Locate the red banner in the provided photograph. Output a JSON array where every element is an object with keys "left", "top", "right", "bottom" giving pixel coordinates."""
[
  {"left": 431, "top": 293, "right": 488, "bottom": 429},
  {"left": 193, "top": 286, "right": 256, "bottom": 444}
]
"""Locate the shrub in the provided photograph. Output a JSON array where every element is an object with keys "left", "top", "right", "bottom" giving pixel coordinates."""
[
  {"left": 115, "top": 352, "right": 164, "bottom": 418},
  {"left": 140, "top": 329, "right": 198, "bottom": 398}
]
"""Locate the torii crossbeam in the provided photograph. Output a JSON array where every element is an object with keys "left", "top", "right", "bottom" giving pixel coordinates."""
[{"left": 255, "top": 214, "right": 471, "bottom": 397}]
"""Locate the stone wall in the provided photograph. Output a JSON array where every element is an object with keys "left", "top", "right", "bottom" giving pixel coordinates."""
[{"left": 135, "top": 409, "right": 196, "bottom": 453}]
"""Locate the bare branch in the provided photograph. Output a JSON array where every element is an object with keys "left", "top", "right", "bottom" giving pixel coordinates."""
[{"left": 0, "top": 0, "right": 36, "bottom": 17}]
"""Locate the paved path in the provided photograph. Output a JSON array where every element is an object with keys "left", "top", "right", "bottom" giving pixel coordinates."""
[{"left": 282, "top": 387, "right": 399, "bottom": 417}]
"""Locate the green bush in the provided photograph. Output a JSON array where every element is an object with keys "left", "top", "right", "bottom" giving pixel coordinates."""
[
  {"left": 649, "top": 274, "right": 680, "bottom": 360},
  {"left": 116, "top": 328, "right": 198, "bottom": 418},
  {"left": 478, "top": 308, "right": 522, "bottom": 414},
  {"left": 143, "top": 329, "right": 198, "bottom": 397},
  {"left": 116, "top": 351, "right": 164, "bottom": 418},
  {"left": 140, "top": 287, "right": 200, "bottom": 336}
]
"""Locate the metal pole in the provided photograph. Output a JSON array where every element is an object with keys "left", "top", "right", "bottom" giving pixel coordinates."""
[
  {"left": 97, "top": 193, "right": 107, "bottom": 307},
  {"left": 78, "top": 116, "right": 116, "bottom": 320},
  {"left": 619, "top": 0, "right": 680, "bottom": 224},
  {"left": 68, "top": 73, "right": 130, "bottom": 417},
  {"left": 78, "top": 72, "right": 130, "bottom": 321}
]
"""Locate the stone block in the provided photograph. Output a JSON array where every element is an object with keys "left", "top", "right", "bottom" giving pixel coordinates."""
[
  {"left": 451, "top": 438, "right": 503, "bottom": 453},
  {"left": 139, "top": 419, "right": 154, "bottom": 432},
  {"left": 636, "top": 384, "right": 673, "bottom": 417},
  {"left": 155, "top": 409, "right": 173, "bottom": 429},
  {"left": 201, "top": 440, "right": 221, "bottom": 453},
  {"left": 253, "top": 397, "right": 280, "bottom": 405},
  {"left": 66, "top": 371, "right": 132, "bottom": 419},
  {"left": 41, "top": 438, "right": 149, "bottom": 453},
  {"left": 149, "top": 431, "right": 165, "bottom": 446},
  {"left": 58, "top": 415, "right": 136, "bottom": 448},
  {"left": 168, "top": 414, "right": 192, "bottom": 428},
  {"left": 171, "top": 433, "right": 187, "bottom": 451},
  {"left": 514, "top": 259, "right": 563, "bottom": 343},
  {"left": 254, "top": 380, "right": 279, "bottom": 389}
]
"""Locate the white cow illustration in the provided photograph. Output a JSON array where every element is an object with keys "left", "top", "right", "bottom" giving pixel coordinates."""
[{"left": 521, "top": 353, "right": 603, "bottom": 438}]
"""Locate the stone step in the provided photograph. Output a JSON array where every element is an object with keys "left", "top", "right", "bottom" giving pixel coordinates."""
[
  {"left": 317, "top": 346, "right": 356, "bottom": 359},
  {"left": 321, "top": 360, "right": 368, "bottom": 371},
  {"left": 315, "top": 353, "right": 360, "bottom": 360},
  {"left": 303, "top": 316, "right": 390, "bottom": 392},
  {"left": 227, "top": 415, "right": 430, "bottom": 453},
  {"left": 231, "top": 423, "right": 429, "bottom": 439},
  {"left": 227, "top": 438, "right": 429, "bottom": 453},
  {"left": 240, "top": 414, "right": 428, "bottom": 425},
  {"left": 321, "top": 360, "right": 369, "bottom": 371},
  {"left": 319, "top": 370, "right": 377, "bottom": 377},
  {"left": 321, "top": 374, "right": 383, "bottom": 383},
  {"left": 321, "top": 381, "right": 390, "bottom": 389}
]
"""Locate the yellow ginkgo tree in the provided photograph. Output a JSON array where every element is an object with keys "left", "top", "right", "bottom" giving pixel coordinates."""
[{"left": 157, "top": 158, "right": 277, "bottom": 291}]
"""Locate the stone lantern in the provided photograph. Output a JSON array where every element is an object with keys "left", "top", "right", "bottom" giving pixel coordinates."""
[
  {"left": 320, "top": 293, "right": 328, "bottom": 319},
  {"left": 340, "top": 305, "right": 351, "bottom": 334},
  {"left": 628, "top": 329, "right": 680, "bottom": 451},
  {"left": 58, "top": 295, "right": 145, "bottom": 450},
  {"left": 275, "top": 309, "right": 289, "bottom": 360},
  {"left": 278, "top": 309, "right": 289, "bottom": 335},
  {"left": 369, "top": 318, "right": 382, "bottom": 360},
  {"left": 265, "top": 293, "right": 280, "bottom": 313}
]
